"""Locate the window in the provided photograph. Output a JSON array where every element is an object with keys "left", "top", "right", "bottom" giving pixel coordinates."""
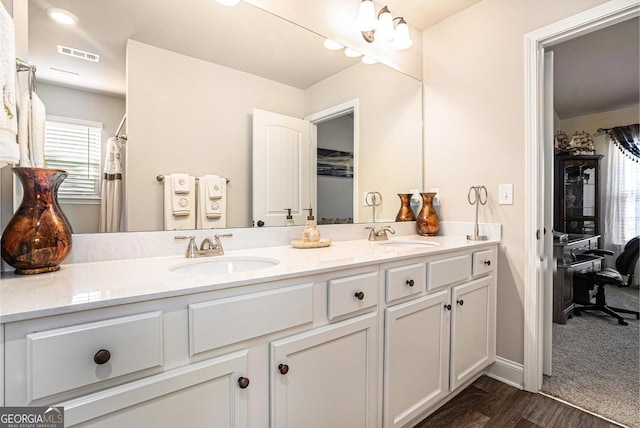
[{"left": 44, "top": 116, "right": 102, "bottom": 198}]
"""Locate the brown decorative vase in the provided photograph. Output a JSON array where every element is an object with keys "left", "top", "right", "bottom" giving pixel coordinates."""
[
  {"left": 395, "top": 193, "right": 416, "bottom": 222},
  {"left": 1, "top": 167, "right": 73, "bottom": 274},
  {"left": 416, "top": 192, "right": 440, "bottom": 236}
]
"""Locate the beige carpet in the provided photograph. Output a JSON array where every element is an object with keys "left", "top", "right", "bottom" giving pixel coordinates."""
[{"left": 542, "top": 285, "right": 640, "bottom": 427}]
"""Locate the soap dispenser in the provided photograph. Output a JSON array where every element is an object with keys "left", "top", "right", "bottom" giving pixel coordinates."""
[
  {"left": 302, "top": 207, "right": 321, "bottom": 242},
  {"left": 284, "top": 208, "right": 295, "bottom": 226}
]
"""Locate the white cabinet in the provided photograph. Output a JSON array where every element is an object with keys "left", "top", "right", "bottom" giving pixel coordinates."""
[
  {"left": 450, "top": 276, "right": 495, "bottom": 390},
  {"left": 59, "top": 350, "right": 249, "bottom": 428},
  {"left": 383, "top": 291, "right": 450, "bottom": 428},
  {"left": 270, "top": 312, "right": 378, "bottom": 428}
]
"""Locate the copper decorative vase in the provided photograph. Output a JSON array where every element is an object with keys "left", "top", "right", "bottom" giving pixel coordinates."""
[
  {"left": 1, "top": 167, "right": 73, "bottom": 274},
  {"left": 416, "top": 192, "right": 440, "bottom": 236},
  {"left": 395, "top": 193, "right": 416, "bottom": 222}
]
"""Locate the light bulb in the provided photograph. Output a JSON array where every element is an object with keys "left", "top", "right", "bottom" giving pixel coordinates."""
[
  {"left": 362, "top": 56, "right": 378, "bottom": 65},
  {"left": 344, "top": 48, "right": 363, "bottom": 58},
  {"left": 46, "top": 8, "right": 79, "bottom": 25}
]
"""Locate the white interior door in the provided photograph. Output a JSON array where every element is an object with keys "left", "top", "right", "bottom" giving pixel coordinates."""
[
  {"left": 252, "top": 108, "right": 314, "bottom": 227},
  {"left": 542, "top": 51, "right": 555, "bottom": 376}
]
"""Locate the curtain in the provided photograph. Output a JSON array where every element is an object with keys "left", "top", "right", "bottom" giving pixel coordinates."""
[
  {"left": 609, "top": 123, "right": 640, "bottom": 162},
  {"left": 602, "top": 125, "right": 640, "bottom": 270},
  {"left": 99, "top": 136, "right": 124, "bottom": 232}
]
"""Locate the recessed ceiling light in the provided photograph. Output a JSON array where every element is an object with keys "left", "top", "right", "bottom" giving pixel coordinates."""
[
  {"left": 323, "top": 39, "right": 344, "bottom": 51},
  {"left": 216, "top": 0, "right": 241, "bottom": 6},
  {"left": 46, "top": 7, "right": 79, "bottom": 25},
  {"left": 344, "top": 48, "right": 362, "bottom": 58}
]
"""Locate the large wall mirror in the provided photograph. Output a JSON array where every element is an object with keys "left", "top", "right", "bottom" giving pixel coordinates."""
[{"left": 22, "top": 0, "right": 423, "bottom": 233}]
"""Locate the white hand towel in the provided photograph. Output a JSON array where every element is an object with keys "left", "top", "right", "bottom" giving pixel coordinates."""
[
  {"left": 197, "top": 176, "right": 227, "bottom": 229},
  {"left": 0, "top": 3, "right": 19, "bottom": 167},
  {"left": 17, "top": 92, "right": 45, "bottom": 167},
  {"left": 163, "top": 174, "right": 196, "bottom": 230},
  {"left": 171, "top": 173, "right": 190, "bottom": 194},
  {"left": 205, "top": 174, "right": 222, "bottom": 199}
]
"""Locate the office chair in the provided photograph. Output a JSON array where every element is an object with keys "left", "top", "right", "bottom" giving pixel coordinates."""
[{"left": 573, "top": 236, "right": 640, "bottom": 326}]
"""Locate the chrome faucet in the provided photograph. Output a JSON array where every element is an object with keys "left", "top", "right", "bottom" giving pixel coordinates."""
[
  {"left": 365, "top": 225, "right": 396, "bottom": 241},
  {"left": 175, "top": 234, "right": 233, "bottom": 258}
]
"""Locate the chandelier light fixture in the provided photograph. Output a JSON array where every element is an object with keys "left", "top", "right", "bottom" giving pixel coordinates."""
[{"left": 355, "top": 0, "right": 413, "bottom": 50}]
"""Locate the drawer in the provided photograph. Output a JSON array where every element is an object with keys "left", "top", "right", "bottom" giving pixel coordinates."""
[
  {"left": 189, "top": 283, "right": 313, "bottom": 356},
  {"left": 27, "top": 311, "right": 163, "bottom": 401},
  {"left": 328, "top": 271, "right": 378, "bottom": 320},
  {"left": 427, "top": 254, "right": 471, "bottom": 290},
  {"left": 472, "top": 249, "right": 496, "bottom": 277},
  {"left": 386, "top": 262, "right": 426, "bottom": 303}
]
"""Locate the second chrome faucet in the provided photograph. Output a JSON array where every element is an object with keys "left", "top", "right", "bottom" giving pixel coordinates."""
[{"left": 175, "top": 234, "right": 233, "bottom": 258}]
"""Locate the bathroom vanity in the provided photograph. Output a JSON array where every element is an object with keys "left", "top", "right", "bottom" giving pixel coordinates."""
[{"left": 0, "top": 234, "right": 497, "bottom": 428}]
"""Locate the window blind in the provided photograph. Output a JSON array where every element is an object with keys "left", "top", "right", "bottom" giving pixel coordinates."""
[{"left": 44, "top": 118, "right": 102, "bottom": 197}]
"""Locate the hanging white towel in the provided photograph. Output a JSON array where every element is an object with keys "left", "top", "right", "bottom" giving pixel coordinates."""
[
  {"left": 171, "top": 173, "right": 190, "bottom": 194},
  {"left": 163, "top": 174, "right": 196, "bottom": 230},
  {"left": 205, "top": 174, "right": 222, "bottom": 199},
  {"left": 197, "top": 175, "right": 227, "bottom": 229},
  {"left": 18, "top": 91, "right": 45, "bottom": 167},
  {"left": 0, "top": 3, "right": 19, "bottom": 167},
  {"left": 99, "top": 137, "right": 124, "bottom": 233}
]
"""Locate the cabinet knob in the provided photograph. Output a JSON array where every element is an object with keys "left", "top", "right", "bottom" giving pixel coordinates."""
[
  {"left": 406, "top": 279, "right": 415, "bottom": 287},
  {"left": 93, "top": 349, "right": 111, "bottom": 365},
  {"left": 483, "top": 260, "right": 491, "bottom": 266},
  {"left": 444, "top": 304, "right": 452, "bottom": 310},
  {"left": 278, "top": 363, "right": 289, "bottom": 375},
  {"left": 457, "top": 299, "right": 464, "bottom": 306},
  {"left": 237, "top": 377, "right": 250, "bottom": 389},
  {"left": 354, "top": 291, "right": 365, "bottom": 300}
]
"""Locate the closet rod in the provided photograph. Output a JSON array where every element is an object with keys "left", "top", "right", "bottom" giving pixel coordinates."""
[{"left": 156, "top": 175, "right": 230, "bottom": 183}]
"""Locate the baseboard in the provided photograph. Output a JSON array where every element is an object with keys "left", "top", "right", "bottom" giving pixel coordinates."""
[{"left": 485, "top": 357, "right": 524, "bottom": 389}]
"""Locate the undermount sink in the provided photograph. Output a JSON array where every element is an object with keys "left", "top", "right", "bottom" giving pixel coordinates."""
[
  {"left": 379, "top": 240, "right": 440, "bottom": 248},
  {"left": 169, "top": 256, "right": 280, "bottom": 275}
]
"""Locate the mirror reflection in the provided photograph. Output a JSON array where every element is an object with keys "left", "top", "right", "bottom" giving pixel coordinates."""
[{"left": 25, "top": 0, "right": 423, "bottom": 233}]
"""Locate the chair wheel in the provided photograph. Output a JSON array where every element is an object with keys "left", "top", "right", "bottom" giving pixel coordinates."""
[{"left": 618, "top": 319, "right": 628, "bottom": 326}]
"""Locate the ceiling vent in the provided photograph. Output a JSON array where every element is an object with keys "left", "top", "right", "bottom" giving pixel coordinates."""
[{"left": 57, "top": 45, "right": 100, "bottom": 63}]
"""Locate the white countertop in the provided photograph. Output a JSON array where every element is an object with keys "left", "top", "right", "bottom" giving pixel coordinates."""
[{"left": 0, "top": 235, "right": 498, "bottom": 323}]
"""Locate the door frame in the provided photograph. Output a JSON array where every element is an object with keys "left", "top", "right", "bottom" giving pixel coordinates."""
[
  {"left": 523, "top": 0, "right": 639, "bottom": 392},
  {"left": 305, "top": 99, "right": 359, "bottom": 223}
]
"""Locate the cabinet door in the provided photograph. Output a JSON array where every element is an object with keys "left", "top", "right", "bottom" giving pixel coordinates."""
[
  {"left": 383, "top": 290, "right": 450, "bottom": 428},
  {"left": 59, "top": 350, "right": 249, "bottom": 428},
  {"left": 271, "top": 313, "right": 378, "bottom": 428},
  {"left": 450, "top": 276, "right": 496, "bottom": 390}
]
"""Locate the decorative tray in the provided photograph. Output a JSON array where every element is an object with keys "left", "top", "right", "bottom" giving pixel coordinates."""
[{"left": 290, "top": 238, "right": 332, "bottom": 249}]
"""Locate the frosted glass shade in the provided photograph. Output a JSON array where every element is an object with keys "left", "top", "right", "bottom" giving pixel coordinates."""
[
  {"left": 375, "top": 8, "right": 394, "bottom": 42},
  {"left": 391, "top": 19, "right": 413, "bottom": 50},
  {"left": 356, "top": 0, "right": 377, "bottom": 31}
]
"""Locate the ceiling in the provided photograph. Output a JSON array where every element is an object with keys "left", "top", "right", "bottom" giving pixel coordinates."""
[{"left": 27, "top": 1, "right": 639, "bottom": 119}]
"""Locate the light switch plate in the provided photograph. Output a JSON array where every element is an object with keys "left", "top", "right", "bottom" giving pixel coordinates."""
[{"left": 499, "top": 184, "right": 513, "bottom": 205}]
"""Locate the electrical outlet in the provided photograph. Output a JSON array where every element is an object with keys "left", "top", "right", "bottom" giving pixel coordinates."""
[
  {"left": 499, "top": 184, "right": 513, "bottom": 205},
  {"left": 429, "top": 188, "right": 440, "bottom": 206}
]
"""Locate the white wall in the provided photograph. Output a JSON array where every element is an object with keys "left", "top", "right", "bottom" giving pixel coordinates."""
[
  {"left": 126, "top": 40, "right": 305, "bottom": 231},
  {"left": 422, "top": 0, "right": 610, "bottom": 365},
  {"left": 36, "top": 83, "right": 125, "bottom": 233},
  {"left": 305, "top": 62, "right": 423, "bottom": 223}
]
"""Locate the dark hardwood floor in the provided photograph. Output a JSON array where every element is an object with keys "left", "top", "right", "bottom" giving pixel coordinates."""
[{"left": 415, "top": 376, "right": 623, "bottom": 428}]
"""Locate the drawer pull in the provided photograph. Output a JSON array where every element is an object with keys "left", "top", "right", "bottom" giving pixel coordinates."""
[
  {"left": 237, "top": 377, "right": 250, "bottom": 389},
  {"left": 406, "top": 279, "right": 415, "bottom": 287},
  {"left": 483, "top": 260, "right": 491, "bottom": 266},
  {"left": 457, "top": 299, "right": 464, "bottom": 306},
  {"left": 444, "top": 304, "right": 452, "bottom": 310},
  {"left": 93, "top": 349, "right": 111, "bottom": 365},
  {"left": 278, "top": 363, "right": 289, "bottom": 375},
  {"left": 354, "top": 291, "right": 365, "bottom": 300}
]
